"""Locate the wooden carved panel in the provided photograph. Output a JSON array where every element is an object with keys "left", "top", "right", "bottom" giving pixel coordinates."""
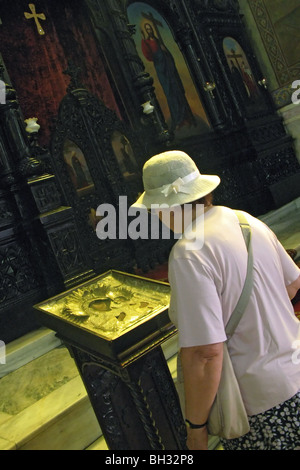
[{"left": 50, "top": 84, "right": 144, "bottom": 274}]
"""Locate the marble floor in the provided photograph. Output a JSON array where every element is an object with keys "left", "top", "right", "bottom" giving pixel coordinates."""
[
  {"left": 0, "top": 197, "right": 299, "bottom": 451},
  {"left": 0, "top": 331, "right": 184, "bottom": 450},
  {"left": 259, "top": 196, "right": 300, "bottom": 261}
]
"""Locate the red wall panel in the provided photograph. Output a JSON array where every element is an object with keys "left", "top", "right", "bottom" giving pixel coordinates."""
[{"left": 0, "top": 0, "right": 121, "bottom": 146}]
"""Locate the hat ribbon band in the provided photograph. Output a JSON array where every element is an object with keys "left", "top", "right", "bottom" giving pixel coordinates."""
[{"left": 160, "top": 171, "right": 199, "bottom": 198}]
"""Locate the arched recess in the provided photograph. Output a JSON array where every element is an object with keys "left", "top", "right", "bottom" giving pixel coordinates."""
[{"left": 50, "top": 85, "right": 144, "bottom": 274}]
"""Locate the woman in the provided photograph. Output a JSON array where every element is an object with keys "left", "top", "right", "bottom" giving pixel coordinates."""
[{"left": 132, "top": 150, "right": 300, "bottom": 450}]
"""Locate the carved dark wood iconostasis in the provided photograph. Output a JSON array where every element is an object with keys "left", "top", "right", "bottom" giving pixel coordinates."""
[{"left": 0, "top": 0, "right": 299, "bottom": 343}]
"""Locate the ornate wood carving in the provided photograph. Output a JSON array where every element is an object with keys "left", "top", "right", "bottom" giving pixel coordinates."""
[
  {"left": 50, "top": 69, "right": 143, "bottom": 275},
  {"left": 0, "top": 65, "right": 95, "bottom": 341},
  {"left": 0, "top": 237, "right": 41, "bottom": 306},
  {"left": 68, "top": 344, "right": 187, "bottom": 450}
]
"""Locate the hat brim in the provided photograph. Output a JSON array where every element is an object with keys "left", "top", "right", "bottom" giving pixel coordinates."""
[{"left": 131, "top": 175, "right": 221, "bottom": 209}]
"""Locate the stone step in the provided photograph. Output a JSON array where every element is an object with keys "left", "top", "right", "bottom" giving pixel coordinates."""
[
  {"left": 0, "top": 331, "right": 102, "bottom": 450},
  {"left": 0, "top": 327, "right": 62, "bottom": 379}
]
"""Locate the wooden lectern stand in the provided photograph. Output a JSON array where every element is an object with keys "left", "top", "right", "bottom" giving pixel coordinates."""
[{"left": 34, "top": 270, "right": 187, "bottom": 450}]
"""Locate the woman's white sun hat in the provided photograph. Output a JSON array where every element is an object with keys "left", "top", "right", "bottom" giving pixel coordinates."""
[{"left": 131, "top": 150, "right": 221, "bottom": 209}]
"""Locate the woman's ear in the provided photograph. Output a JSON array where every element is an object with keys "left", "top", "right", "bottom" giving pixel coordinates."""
[{"left": 204, "top": 193, "right": 213, "bottom": 207}]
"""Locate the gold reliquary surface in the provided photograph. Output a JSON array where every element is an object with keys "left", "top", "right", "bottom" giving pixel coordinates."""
[{"left": 37, "top": 271, "right": 171, "bottom": 341}]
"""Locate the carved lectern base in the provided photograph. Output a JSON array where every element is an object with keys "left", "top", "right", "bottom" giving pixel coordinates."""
[
  {"left": 67, "top": 343, "right": 187, "bottom": 451},
  {"left": 34, "top": 271, "right": 187, "bottom": 450}
]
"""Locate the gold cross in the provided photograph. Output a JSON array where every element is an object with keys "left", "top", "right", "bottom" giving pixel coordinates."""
[{"left": 24, "top": 4, "right": 46, "bottom": 35}]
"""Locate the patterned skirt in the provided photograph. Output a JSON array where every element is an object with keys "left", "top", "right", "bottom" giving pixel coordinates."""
[{"left": 220, "top": 391, "right": 300, "bottom": 450}]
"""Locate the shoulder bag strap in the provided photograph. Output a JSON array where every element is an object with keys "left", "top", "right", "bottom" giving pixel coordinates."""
[{"left": 225, "top": 211, "right": 254, "bottom": 340}]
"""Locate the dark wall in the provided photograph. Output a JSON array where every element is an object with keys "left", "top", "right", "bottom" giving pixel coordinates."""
[{"left": 0, "top": 0, "right": 121, "bottom": 146}]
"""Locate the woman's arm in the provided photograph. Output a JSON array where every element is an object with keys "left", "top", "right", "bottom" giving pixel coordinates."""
[
  {"left": 181, "top": 342, "right": 223, "bottom": 450},
  {"left": 287, "top": 274, "right": 300, "bottom": 300}
]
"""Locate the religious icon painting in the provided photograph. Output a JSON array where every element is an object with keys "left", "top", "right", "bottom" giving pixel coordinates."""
[
  {"left": 223, "top": 37, "right": 261, "bottom": 104},
  {"left": 63, "top": 138, "right": 95, "bottom": 197},
  {"left": 111, "top": 130, "right": 143, "bottom": 202},
  {"left": 111, "top": 131, "right": 138, "bottom": 180},
  {"left": 127, "top": 2, "right": 211, "bottom": 138}
]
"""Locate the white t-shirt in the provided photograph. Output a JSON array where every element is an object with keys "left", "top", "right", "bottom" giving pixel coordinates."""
[{"left": 168, "top": 206, "right": 300, "bottom": 416}]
